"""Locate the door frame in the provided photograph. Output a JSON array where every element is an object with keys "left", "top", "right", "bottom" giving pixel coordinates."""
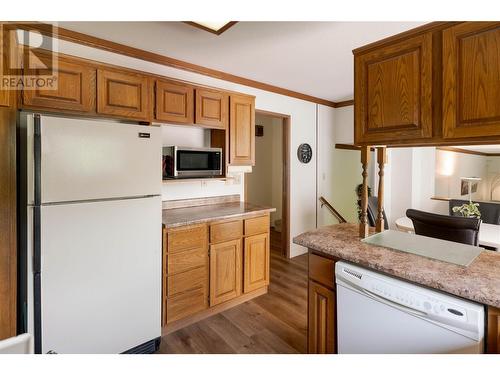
[{"left": 245, "top": 109, "right": 291, "bottom": 259}]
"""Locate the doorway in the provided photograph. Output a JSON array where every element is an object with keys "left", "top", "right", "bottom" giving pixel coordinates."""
[{"left": 245, "top": 110, "right": 290, "bottom": 258}]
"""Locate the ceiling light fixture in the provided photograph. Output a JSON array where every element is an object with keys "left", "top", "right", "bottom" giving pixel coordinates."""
[{"left": 184, "top": 21, "right": 237, "bottom": 35}]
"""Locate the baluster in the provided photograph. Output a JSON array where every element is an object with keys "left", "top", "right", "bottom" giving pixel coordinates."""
[
  {"left": 359, "top": 146, "right": 370, "bottom": 238},
  {"left": 376, "top": 147, "right": 387, "bottom": 232}
]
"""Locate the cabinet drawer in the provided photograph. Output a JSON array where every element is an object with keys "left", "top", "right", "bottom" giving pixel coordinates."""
[
  {"left": 166, "top": 286, "right": 208, "bottom": 324},
  {"left": 210, "top": 220, "right": 243, "bottom": 243},
  {"left": 168, "top": 247, "right": 207, "bottom": 275},
  {"left": 244, "top": 215, "right": 269, "bottom": 236},
  {"left": 167, "top": 224, "right": 207, "bottom": 253},
  {"left": 309, "top": 253, "right": 335, "bottom": 289},
  {"left": 167, "top": 266, "right": 207, "bottom": 297}
]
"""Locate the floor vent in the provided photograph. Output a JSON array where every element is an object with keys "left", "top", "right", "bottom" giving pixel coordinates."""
[{"left": 122, "top": 337, "right": 161, "bottom": 354}]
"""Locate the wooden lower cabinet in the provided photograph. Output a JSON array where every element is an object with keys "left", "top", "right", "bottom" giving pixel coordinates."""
[
  {"left": 210, "top": 239, "right": 242, "bottom": 306},
  {"left": 487, "top": 306, "right": 500, "bottom": 354},
  {"left": 308, "top": 280, "right": 336, "bottom": 354},
  {"left": 163, "top": 224, "right": 209, "bottom": 325},
  {"left": 163, "top": 214, "right": 270, "bottom": 329},
  {"left": 308, "top": 251, "right": 337, "bottom": 354},
  {"left": 243, "top": 233, "right": 270, "bottom": 293}
]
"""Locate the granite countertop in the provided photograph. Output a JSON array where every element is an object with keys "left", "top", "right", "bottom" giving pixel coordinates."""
[
  {"left": 294, "top": 223, "right": 500, "bottom": 308},
  {"left": 162, "top": 202, "right": 276, "bottom": 228}
]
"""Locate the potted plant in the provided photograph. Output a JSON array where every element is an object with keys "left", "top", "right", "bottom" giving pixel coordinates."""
[{"left": 452, "top": 202, "right": 481, "bottom": 219}]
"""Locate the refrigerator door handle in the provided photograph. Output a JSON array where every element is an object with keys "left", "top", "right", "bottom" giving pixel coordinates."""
[{"left": 33, "top": 113, "right": 42, "bottom": 354}]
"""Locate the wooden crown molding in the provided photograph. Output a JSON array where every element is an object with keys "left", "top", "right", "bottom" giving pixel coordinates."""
[
  {"left": 7, "top": 22, "right": 341, "bottom": 108},
  {"left": 184, "top": 21, "right": 238, "bottom": 36},
  {"left": 333, "top": 99, "right": 354, "bottom": 108},
  {"left": 437, "top": 146, "right": 500, "bottom": 157}
]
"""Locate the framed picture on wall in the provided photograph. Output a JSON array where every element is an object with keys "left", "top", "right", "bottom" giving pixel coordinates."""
[{"left": 461, "top": 180, "right": 469, "bottom": 196}]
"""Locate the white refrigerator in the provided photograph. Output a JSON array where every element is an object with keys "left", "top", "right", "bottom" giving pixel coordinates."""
[{"left": 19, "top": 113, "right": 162, "bottom": 354}]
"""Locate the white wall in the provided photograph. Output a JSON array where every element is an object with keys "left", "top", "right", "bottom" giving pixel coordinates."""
[
  {"left": 50, "top": 37, "right": 327, "bottom": 257},
  {"left": 435, "top": 149, "right": 488, "bottom": 201},
  {"left": 246, "top": 114, "right": 283, "bottom": 227}
]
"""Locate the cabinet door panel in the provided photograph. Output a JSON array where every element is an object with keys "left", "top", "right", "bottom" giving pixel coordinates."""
[
  {"left": 443, "top": 22, "right": 500, "bottom": 139},
  {"left": 195, "top": 89, "right": 227, "bottom": 129},
  {"left": 308, "top": 280, "right": 336, "bottom": 354},
  {"left": 487, "top": 306, "right": 500, "bottom": 354},
  {"left": 210, "top": 239, "right": 242, "bottom": 306},
  {"left": 23, "top": 54, "right": 96, "bottom": 113},
  {"left": 229, "top": 94, "right": 255, "bottom": 165},
  {"left": 355, "top": 33, "right": 433, "bottom": 144},
  {"left": 243, "top": 233, "right": 270, "bottom": 293},
  {"left": 155, "top": 80, "right": 194, "bottom": 124},
  {"left": 97, "top": 69, "right": 151, "bottom": 120}
]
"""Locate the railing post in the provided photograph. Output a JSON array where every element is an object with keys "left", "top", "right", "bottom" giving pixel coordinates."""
[
  {"left": 376, "top": 147, "right": 387, "bottom": 232},
  {"left": 359, "top": 146, "right": 370, "bottom": 238}
]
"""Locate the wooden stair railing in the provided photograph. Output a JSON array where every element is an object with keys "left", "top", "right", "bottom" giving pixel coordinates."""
[{"left": 319, "top": 196, "right": 347, "bottom": 224}]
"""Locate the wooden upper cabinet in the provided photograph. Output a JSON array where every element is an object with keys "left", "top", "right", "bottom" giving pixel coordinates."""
[
  {"left": 0, "top": 90, "right": 10, "bottom": 108},
  {"left": 354, "top": 33, "right": 433, "bottom": 144},
  {"left": 209, "top": 239, "right": 242, "bottom": 306},
  {"left": 229, "top": 94, "right": 255, "bottom": 166},
  {"left": 97, "top": 69, "right": 151, "bottom": 121},
  {"left": 443, "top": 22, "right": 500, "bottom": 139},
  {"left": 243, "top": 233, "right": 270, "bottom": 293},
  {"left": 195, "top": 88, "right": 228, "bottom": 129},
  {"left": 155, "top": 80, "right": 194, "bottom": 124},
  {"left": 23, "top": 54, "right": 96, "bottom": 113}
]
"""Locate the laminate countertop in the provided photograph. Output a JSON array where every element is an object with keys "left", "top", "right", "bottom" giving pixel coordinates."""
[
  {"left": 293, "top": 223, "right": 500, "bottom": 308},
  {"left": 162, "top": 202, "right": 276, "bottom": 229}
]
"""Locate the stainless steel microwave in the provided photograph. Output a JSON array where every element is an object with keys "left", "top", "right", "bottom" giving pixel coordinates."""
[{"left": 162, "top": 146, "right": 223, "bottom": 178}]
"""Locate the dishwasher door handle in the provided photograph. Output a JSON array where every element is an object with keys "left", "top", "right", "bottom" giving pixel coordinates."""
[{"left": 362, "top": 289, "right": 428, "bottom": 318}]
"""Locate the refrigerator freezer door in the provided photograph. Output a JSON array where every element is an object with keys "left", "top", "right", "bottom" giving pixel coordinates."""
[
  {"left": 40, "top": 196, "right": 161, "bottom": 354},
  {"left": 30, "top": 115, "right": 161, "bottom": 204}
]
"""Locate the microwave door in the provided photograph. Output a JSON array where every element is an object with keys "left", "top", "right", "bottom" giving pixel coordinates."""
[{"left": 175, "top": 149, "right": 222, "bottom": 178}]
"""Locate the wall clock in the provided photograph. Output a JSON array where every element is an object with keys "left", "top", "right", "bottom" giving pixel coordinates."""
[{"left": 297, "top": 143, "right": 312, "bottom": 163}]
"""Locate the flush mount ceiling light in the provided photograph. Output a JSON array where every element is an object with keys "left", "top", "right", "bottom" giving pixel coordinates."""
[{"left": 184, "top": 21, "right": 238, "bottom": 35}]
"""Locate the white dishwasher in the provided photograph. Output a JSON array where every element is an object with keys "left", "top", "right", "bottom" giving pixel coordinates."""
[{"left": 335, "top": 262, "right": 485, "bottom": 354}]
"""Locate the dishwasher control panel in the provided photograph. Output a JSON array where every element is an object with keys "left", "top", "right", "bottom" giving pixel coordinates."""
[{"left": 367, "top": 275, "right": 467, "bottom": 321}]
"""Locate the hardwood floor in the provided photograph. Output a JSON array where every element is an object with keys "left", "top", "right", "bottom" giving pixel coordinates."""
[{"left": 158, "top": 252, "right": 308, "bottom": 354}]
